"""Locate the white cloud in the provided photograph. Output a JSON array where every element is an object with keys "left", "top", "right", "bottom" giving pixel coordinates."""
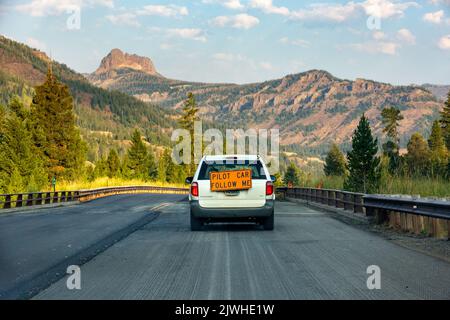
[
  {"left": 167, "top": 28, "right": 207, "bottom": 42},
  {"left": 202, "top": 0, "right": 244, "bottom": 10},
  {"left": 361, "top": 0, "right": 419, "bottom": 19},
  {"left": 25, "top": 37, "right": 47, "bottom": 51},
  {"left": 137, "top": 5, "right": 188, "bottom": 17},
  {"left": 16, "top": 0, "right": 113, "bottom": 16},
  {"left": 351, "top": 41, "right": 400, "bottom": 55},
  {"left": 210, "top": 13, "right": 260, "bottom": 29},
  {"left": 290, "top": 2, "right": 360, "bottom": 22},
  {"left": 372, "top": 31, "right": 386, "bottom": 40},
  {"left": 289, "top": 0, "right": 418, "bottom": 23},
  {"left": 106, "top": 13, "right": 140, "bottom": 27},
  {"left": 423, "top": 10, "right": 444, "bottom": 24},
  {"left": 223, "top": 0, "right": 245, "bottom": 10},
  {"left": 397, "top": 28, "right": 415, "bottom": 45},
  {"left": 438, "top": 35, "right": 450, "bottom": 50},
  {"left": 249, "top": 0, "right": 290, "bottom": 16}
]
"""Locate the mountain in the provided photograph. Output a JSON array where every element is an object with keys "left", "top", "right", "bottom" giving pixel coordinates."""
[
  {"left": 87, "top": 50, "right": 444, "bottom": 152},
  {"left": 94, "top": 48, "right": 160, "bottom": 77},
  {"left": 422, "top": 84, "right": 450, "bottom": 102},
  {"left": 0, "top": 36, "right": 174, "bottom": 161}
]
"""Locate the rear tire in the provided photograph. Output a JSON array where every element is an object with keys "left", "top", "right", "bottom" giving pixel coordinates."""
[
  {"left": 190, "top": 212, "right": 203, "bottom": 231},
  {"left": 262, "top": 213, "right": 274, "bottom": 231}
]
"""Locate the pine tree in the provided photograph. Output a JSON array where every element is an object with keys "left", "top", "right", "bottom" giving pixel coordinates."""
[
  {"left": 440, "top": 90, "right": 450, "bottom": 149},
  {"left": 324, "top": 143, "right": 346, "bottom": 176},
  {"left": 405, "top": 133, "right": 430, "bottom": 177},
  {"left": 157, "top": 149, "right": 171, "bottom": 182},
  {"left": 30, "top": 65, "right": 86, "bottom": 180},
  {"left": 146, "top": 147, "right": 158, "bottom": 181},
  {"left": 179, "top": 92, "right": 199, "bottom": 175},
  {"left": 381, "top": 107, "right": 403, "bottom": 175},
  {"left": 428, "top": 120, "right": 448, "bottom": 177},
  {"left": 381, "top": 107, "right": 404, "bottom": 141},
  {"left": 284, "top": 162, "right": 300, "bottom": 186},
  {"left": 344, "top": 114, "right": 380, "bottom": 193},
  {"left": 127, "top": 129, "right": 149, "bottom": 179},
  {"left": 0, "top": 98, "right": 46, "bottom": 193},
  {"left": 106, "top": 149, "right": 120, "bottom": 178}
]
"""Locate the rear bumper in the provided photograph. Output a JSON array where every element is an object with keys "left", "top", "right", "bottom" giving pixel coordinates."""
[{"left": 190, "top": 200, "right": 274, "bottom": 219}]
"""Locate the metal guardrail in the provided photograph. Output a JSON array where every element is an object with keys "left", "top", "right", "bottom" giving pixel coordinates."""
[
  {"left": 0, "top": 186, "right": 189, "bottom": 210},
  {"left": 278, "top": 187, "right": 450, "bottom": 220},
  {"left": 278, "top": 187, "right": 365, "bottom": 214},
  {"left": 364, "top": 195, "right": 450, "bottom": 220}
]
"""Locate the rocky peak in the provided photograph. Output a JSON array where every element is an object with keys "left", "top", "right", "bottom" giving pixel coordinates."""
[{"left": 94, "top": 48, "right": 160, "bottom": 76}]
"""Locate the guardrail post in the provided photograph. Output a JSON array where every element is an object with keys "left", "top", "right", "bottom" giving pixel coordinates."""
[
  {"left": 67, "top": 191, "right": 73, "bottom": 202},
  {"left": 16, "top": 194, "right": 23, "bottom": 207},
  {"left": 327, "top": 190, "right": 333, "bottom": 206},
  {"left": 61, "top": 191, "right": 66, "bottom": 202},
  {"left": 26, "top": 193, "right": 34, "bottom": 206},
  {"left": 354, "top": 194, "right": 364, "bottom": 214},
  {"left": 45, "top": 192, "right": 51, "bottom": 204},
  {"left": 4, "top": 195, "right": 12, "bottom": 209},
  {"left": 36, "top": 192, "right": 43, "bottom": 205},
  {"left": 53, "top": 192, "right": 59, "bottom": 203}
]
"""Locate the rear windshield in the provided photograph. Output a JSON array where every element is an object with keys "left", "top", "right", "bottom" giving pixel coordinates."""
[{"left": 197, "top": 160, "right": 267, "bottom": 180}]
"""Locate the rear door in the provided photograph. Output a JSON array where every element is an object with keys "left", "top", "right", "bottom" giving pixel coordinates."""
[{"left": 196, "top": 159, "right": 268, "bottom": 208}]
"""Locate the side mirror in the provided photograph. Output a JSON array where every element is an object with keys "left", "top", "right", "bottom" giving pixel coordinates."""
[
  {"left": 185, "top": 177, "right": 193, "bottom": 185},
  {"left": 270, "top": 175, "right": 277, "bottom": 183}
]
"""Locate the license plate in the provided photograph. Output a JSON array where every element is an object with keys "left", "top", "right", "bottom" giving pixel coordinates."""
[{"left": 210, "top": 169, "right": 252, "bottom": 192}]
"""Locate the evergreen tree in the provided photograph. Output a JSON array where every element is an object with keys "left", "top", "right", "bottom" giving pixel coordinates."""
[
  {"left": 178, "top": 92, "right": 199, "bottom": 175},
  {"left": 428, "top": 120, "right": 448, "bottom": 177},
  {"left": 127, "top": 129, "right": 157, "bottom": 180},
  {"left": 381, "top": 107, "right": 403, "bottom": 175},
  {"left": 344, "top": 114, "right": 380, "bottom": 193},
  {"left": 284, "top": 162, "right": 300, "bottom": 186},
  {"left": 106, "top": 149, "right": 120, "bottom": 178},
  {"left": 405, "top": 133, "right": 430, "bottom": 177},
  {"left": 127, "top": 129, "right": 149, "bottom": 179},
  {"left": 0, "top": 98, "right": 46, "bottom": 193},
  {"left": 146, "top": 147, "right": 158, "bottom": 181},
  {"left": 381, "top": 107, "right": 404, "bottom": 141},
  {"left": 440, "top": 90, "right": 450, "bottom": 149},
  {"left": 30, "top": 65, "right": 86, "bottom": 180},
  {"left": 93, "top": 157, "right": 108, "bottom": 178},
  {"left": 324, "top": 143, "right": 346, "bottom": 176},
  {"left": 157, "top": 149, "right": 171, "bottom": 182}
]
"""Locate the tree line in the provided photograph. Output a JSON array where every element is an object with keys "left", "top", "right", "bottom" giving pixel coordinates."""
[
  {"left": 0, "top": 67, "right": 188, "bottom": 194},
  {"left": 320, "top": 92, "right": 450, "bottom": 193}
]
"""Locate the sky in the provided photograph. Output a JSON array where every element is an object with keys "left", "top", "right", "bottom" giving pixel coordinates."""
[{"left": 0, "top": 0, "right": 449, "bottom": 85}]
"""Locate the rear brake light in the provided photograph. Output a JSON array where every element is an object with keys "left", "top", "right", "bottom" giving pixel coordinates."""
[
  {"left": 191, "top": 182, "right": 199, "bottom": 197},
  {"left": 266, "top": 181, "right": 274, "bottom": 196}
]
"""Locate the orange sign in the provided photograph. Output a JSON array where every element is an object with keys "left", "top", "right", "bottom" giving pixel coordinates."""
[{"left": 210, "top": 169, "right": 252, "bottom": 192}]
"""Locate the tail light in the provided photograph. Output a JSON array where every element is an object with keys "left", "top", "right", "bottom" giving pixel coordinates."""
[
  {"left": 191, "top": 182, "right": 199, "bottom": 197},
  {"left": 266, "top": 181, "right": 274, "bottom": 196}
]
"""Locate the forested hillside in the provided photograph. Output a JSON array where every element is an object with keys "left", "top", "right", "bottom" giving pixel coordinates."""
[{"left": 0, "top": 36, "right": 175, "bottom": 162}]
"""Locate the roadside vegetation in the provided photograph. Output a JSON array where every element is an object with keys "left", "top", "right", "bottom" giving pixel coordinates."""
[
  {"left": 283, "top": 92, "right": 450, "bottom": 197},
  {"left": 1, "top": 64, "right": 449, "bottom": 198},
  {"left": 0, "top": 67, "right": 189, "bottom": 194}
]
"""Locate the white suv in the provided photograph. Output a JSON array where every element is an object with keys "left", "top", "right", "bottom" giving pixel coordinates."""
[{"left": 186, "top": 155, "right": 275, "bottom": 231}]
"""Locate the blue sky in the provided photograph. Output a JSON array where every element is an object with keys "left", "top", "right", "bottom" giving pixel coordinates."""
[{"left": 0, "top": 0, "right": 449, "bottom": 85}]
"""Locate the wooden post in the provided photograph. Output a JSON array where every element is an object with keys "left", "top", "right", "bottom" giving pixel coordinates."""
[
  {"left": 26, "top": 193, "right": 34, "bottom": 206},
  {"left": 16, "top": 194, "right": 23, "bottom": 207},
  {"left": 4, "top": 195, "right": 11, "bottom": 209},
  {"left": 45, "top": 192, "right": 51, "bottom": 204}
]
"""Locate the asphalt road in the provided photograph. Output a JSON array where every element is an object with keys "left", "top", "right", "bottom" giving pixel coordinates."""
[
  {"left": 26, "top": 198, "right": 450, "bottom": 300},
  {"left": 0, "top": 194, "right": 186, "bottom": 299}
]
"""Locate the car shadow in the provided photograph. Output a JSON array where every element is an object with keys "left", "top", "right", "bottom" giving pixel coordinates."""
[{"left": 200, "top": 223, "right": 264, "bottom": 232}]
